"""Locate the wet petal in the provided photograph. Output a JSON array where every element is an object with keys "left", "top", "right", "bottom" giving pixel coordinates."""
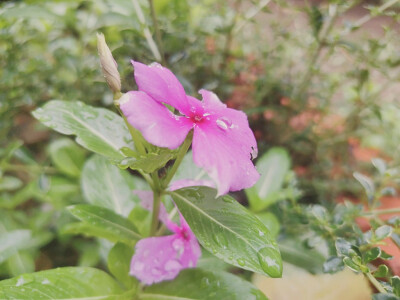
[
  {"left": 192, "top": 109, "right": 259, "bottom": 195},
  {"left": 130, "top": 232, "right": 200, "bottom": 285},
  {"left": 120, "top": 91, "right": 193, "bottom": 149},
  {"left": 132, "top": 61, "right": 190, "bottom": 115}
]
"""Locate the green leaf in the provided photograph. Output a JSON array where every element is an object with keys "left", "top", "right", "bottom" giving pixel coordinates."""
[
  {"left": 66, "top": 204, "right": 141, "bottom": 245},
  {"left": 0, "top": 230, "right": 31, "bottom": 264},
  {"left": 170, "top": 187, "right": 282, "bottom": 277},
  {"left": 141, "top": 269, "right": 268, "bottom": 300},
  {"left": 118, "top": 151, "right": 175, "bottom": 173},
  {"left": 0, "top": 267, "right": 128, "bottom": 299},
  {"left": 32, "top": 100, "right": 133, "bottom": 160},
  {"left": 173, "top": 151, "right": 211, "bottom": 182},
  {"left": 108, "top": 242, "right": 137, "bottom": 289},
  {"left": 392, "top": 276, "right": 400, "bottom": 297},
  {"left": 364, "top": 247, "right": 381, "bottom": 263},
  {"left": 256, "top": 212, "right": 280, "bottom": 238},
  {"left": 375, "top": 225, "right": 393, "bottom": 240},
  {"left": 48, "top": 138, "right": 85, "bottom": 177},
  {"left": 0, "top": 176, "right": 23, "bottom": 192},
  {"left": 279, "top": 238, "right": 325, "bottom": 274},
  {"left": 343, "top": 257, "right": 361, "bottom": 272},
  {"left": 372, "top": 158, "right": 387, "bottom": 175},
  {"left": 6, "top": 252, "right": 35, "bottom": 277},
  {"left": 323, "top": 256, "right": 344, "bottom": 274},
  {"left": 372, "top": 294, "right": 400, "bottom": 300},
  {"left": 353, "top": 172, "right": 375, "bottom": 204},
  {"left": 373, "top": 264, "right": 389, "bottom": 277},
  {"left": 81, "top": 155, "right": 145, "bottom": 216},
  {"left": 246, "top": 147, "right": 290, "bottom": 211},
  {"left": 335, "top": 238, "right": 353, "bottom": 257}
]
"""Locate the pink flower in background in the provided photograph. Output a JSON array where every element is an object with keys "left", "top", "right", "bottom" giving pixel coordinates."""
[
  {"left": 130, "top": 191, "right": 201, "bottom": 285},
  {"left": 120, "top": 61, "right": 259, "bottom": 195}
]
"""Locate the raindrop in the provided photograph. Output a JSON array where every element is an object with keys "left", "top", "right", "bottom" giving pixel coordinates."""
[
  {"left": 164, "top": 260, "right": 182, "bottom": 271},
  {"left": 41, "top": 279, "right": 50, "bottom": 285},
  {"left": 132, "top": 261, "right": 144, "bottom": 272},
  {"left": 172, "top": 239, "right": 184, "bottom": 251},
  {"left": 258, "top": 230, "right": 265, "bottom": 237},
  {"left": 151, "top": 268, "right": 162, "bottom": 276},
  {"left": 257, "top": 247, "right": 280, "bottom": 274},
  {"left": 216, "top": 117, "right": 231, "bottom": 131},
  {"left": 237, "top": 258, "right": 246, "bottom": 266},
  {"left": 16, "top": 277, "right": 25, "bottom": 287},
  {"left": 222, "top": 196, "right": 234, "bottom": 203},
  {"left": 201, "top": 277, "right": 210, "bottom": 288}
]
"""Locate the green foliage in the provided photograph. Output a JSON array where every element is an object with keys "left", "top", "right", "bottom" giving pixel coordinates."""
[
  {"left": 171, "top": 187, "right": 282, "bottom": 278},
  {"left": 142, "top": 269, "right": 268, "bottom": 300},
  {"left": 32, "top": 100, "right": 133, "bottom": 160},
  {"left": 0, "top": 267, "right": 128, "bottom": 299}
]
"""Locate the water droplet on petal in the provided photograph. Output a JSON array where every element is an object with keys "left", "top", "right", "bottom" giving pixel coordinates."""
[
  {"left": 216, "top": 117, "right": 231, "bottom": 131},
  {"left": 172, "top": 238, "right": 184, "bottom": 251},
  {"left": 133, "top": 261, "right": 145, "bottom": 272},
  {"left": 151, "top": 268, "right": 162, "bottom": 276},
  {"left": 165, "top": 260, "right": 182, "bottom": 271}
]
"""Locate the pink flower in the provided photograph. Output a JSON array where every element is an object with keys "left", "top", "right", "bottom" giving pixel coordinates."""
[
  {"left": 120, "top": 61, "right": 260, "bottom": 195},
  {"left": 130, "top": 190, "right": 201, "bottom": 285}
]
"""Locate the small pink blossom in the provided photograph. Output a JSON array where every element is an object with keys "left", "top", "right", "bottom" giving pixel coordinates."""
[
  {"left": 120, "top": 61, "right": 260, "bottom": 195},
  {"left": 130, "top": 183, "right": 202, "bottom": 285}
]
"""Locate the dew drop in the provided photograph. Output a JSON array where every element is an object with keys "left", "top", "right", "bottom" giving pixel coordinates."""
[
  {"left": 258, "top": 230, "right": 265, "bottom": 237},
  {"left": 172, "top": 239, "right": 184, "bottom": 251},
  {"left": 237, "top": 258, "right": 246, "bottom": 266},
  {"left": 16, "top": 276, "right": 25, "bottom": 287},
  {"left": 222, "top": 196, "right": 234, "bottom": 203},
  {"left": 164, "top": 260, "right": 182, "bottom": 271},
  {"left": 201, "top": 277, "right": 210, "bottom": 288},
  {"left": 133, "top": 261, "right": 145, "bottom": 272},
  {"left": 41, "top": 279, "right": 50, "bottom": 285},
  {"left": 257, "top": 247, "right": 281, "bottom": 275},
  {"left": 151, "top": 268, "right": 162, "bottom": 276},
  {"left": 216, "top": 117, "right": 231, "bottom": 131}
]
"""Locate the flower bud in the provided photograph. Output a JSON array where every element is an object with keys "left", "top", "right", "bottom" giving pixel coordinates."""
[{"left": 97, "top": 33, "right": 121, "bottom": 94}]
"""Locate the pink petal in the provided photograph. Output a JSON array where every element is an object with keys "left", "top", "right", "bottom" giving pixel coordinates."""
[
  {"left": 132, "top": 61, "right": 190, "bottom": 115},
  {"left": 130, "top": 231, "right": 200, "bottom": 285},
  {"left": 120, "top": 91, "right": 193, "bottom": 149},
  {"left": 169, "top": 179, "right": 215, "bottom": 191},
  {"left": 192, "top": 93, "right": 259, "bottom": 195}
]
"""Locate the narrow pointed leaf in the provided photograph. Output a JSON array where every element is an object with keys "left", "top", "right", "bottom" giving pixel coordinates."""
[
  {"left": 32, "top": 100, "right": 133, "bottom": 160},
  {"left": 67, "top": 204, "right": 141, "bottom": 245},
  {"left": 170, "top": 187, "right": 282, "bottom": 277},
  {"left": 142, "top": 269, "right": 268, "bottom": 300}
]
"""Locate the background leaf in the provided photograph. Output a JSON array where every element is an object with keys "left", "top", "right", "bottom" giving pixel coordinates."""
[
  {"left": 66, "top": 204, "right": 141, "bottom": 245},
  {"left": 81, "top": 154, "right": 146, "bottom": 216},
  {"left": 170, "top": 187, "right": 282, "bottom": 277},
  {"left": 0, "top": 230, "right": 31, "bottom": 264},
  {"left": 246, "top": 147, "right": 291, "bottom": 212},
  {"left": 32, "top": 100, "right": 133, "bottom": 160},
  {"left": 142, "top": 269, "right": 268, "bottom": 300},
  {"left": 107, "top": 242, "right": 137, "bottom": 289},
  {"left": 48, "top": 138, "right": 85, "bottom": 178}
]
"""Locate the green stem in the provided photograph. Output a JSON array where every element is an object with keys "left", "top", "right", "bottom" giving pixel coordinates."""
[
  {"left": 148, "top": 0, "right": 166, "bottom": 65},
  {"left": 116, "top": 106, "right": 147, "bottom": 156},
  {"left": 363, "top": 208, "right": 400, "bottom": 216},
  {"left": 292, "top": 4, "right": 338, "bottom": 100},
  {"left": 163, "top": 132, "right": 193, "bottom": 188},
  {"left": 150, "top": 190, "right": 162, "bottom": 236},
  {"left": 366, "top": 272, "right": 387, "bottom": 294}
]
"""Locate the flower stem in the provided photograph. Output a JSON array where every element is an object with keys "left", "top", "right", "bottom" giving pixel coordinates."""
[
  {"left": 163, "top": 132, "right": 193, "bottom": 189},
  {"left": 131, "top": 0, "right": 162, "bottom": 62},
  {"left": 363, "top": 208, "right": 400, "bottom": 216},
  {"left": 366, "top": 272, "right": 387, "bottom": 294},
  {"left": 148, "top": 0, "right": 166, "bottom": 65},
  {"left": 150, "top": 190, "right": 162, "bottom": 236}
]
